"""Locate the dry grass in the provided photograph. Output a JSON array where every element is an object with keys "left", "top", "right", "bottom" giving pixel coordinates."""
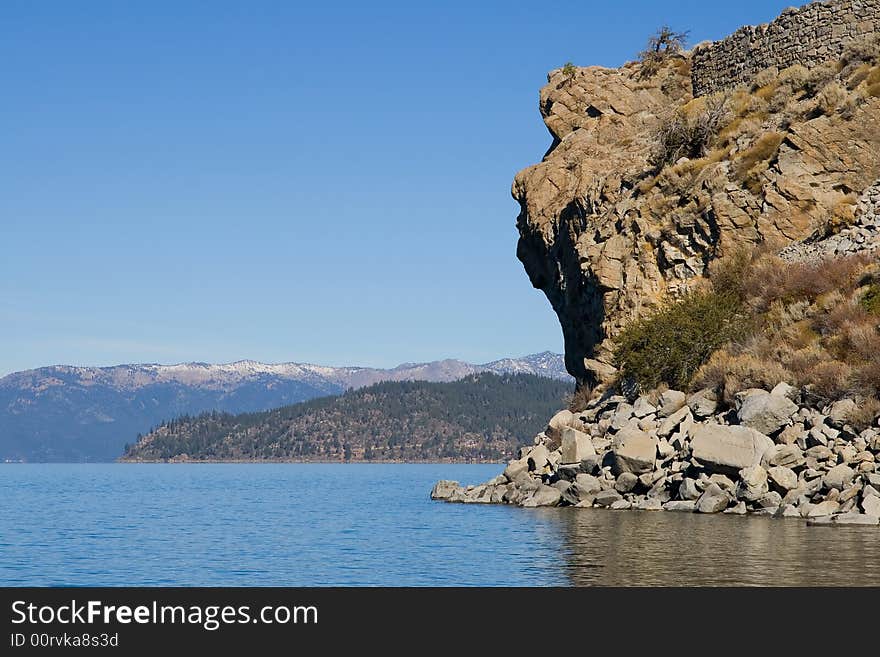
[
  {"left": 847, "top": 397, "right": 880, "bottom": 432},
  {"left": 691, "top": 253, "right": 880, "bottom": 405},
  {"left": 566, "top": 385, "right": 594, "bottom": 413}
]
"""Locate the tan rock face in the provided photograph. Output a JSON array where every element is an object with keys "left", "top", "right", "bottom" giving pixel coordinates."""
[{"left": 513, "top": 55, "right": 880, "bottom": 387}]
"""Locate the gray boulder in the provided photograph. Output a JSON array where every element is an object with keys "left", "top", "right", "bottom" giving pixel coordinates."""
[
  {"left": 594, "top": 489, "right": 623, "bottom": 507},
  {"left": 663, "top": 500, "right": 697, "bottom": 512},
  {"left": 687, "top": 388, "right": 718, "bottom": 419},
  {"left": 678, "top": 477, "right": 702, "bottom": 501},
  {"left": 657, "top": 390, "right": 687, "bottom": 417},
  {"left": 862, "top": 494, "right": 880, "bottom": 517},
  {"left": 522, "top": 485, "right": 562, "bottom": 508},
  {"left": 503, "top": 458, "right": 529, "bottom": 481},
  {"left": 610, "top": 427, "right": 657, "bottom": 475},
  {"left": 736, "top": 465, "right": 769, "bottom": 501},
  {"left": 615, "top": 472, "right": 639, "bottom": 493},
  {"left": 559, "top": 427, "right": 595, "bottom": 464},
  {"left": 755, "top": 491, "right": 783, "bottom": 509},
  {"left": 574, "top": 473, "right": 603, "bottom": 496},
  {"left": 737, "top": 390, "right": 798, "bottom": 435},
  {"left": 691, "top": 424, "right": 774, "bottom": 473},
  {"left": 826, "top": 399, "right": 856, "bottom": 429},
  {"left": 834, "top": 513, "right": 880, "bottom": 525},
  {"left": 526, "top": 444, "right": 551, "bottom": 472},
  {"left": 806, "top": 500, "right": 841, "bottom": 517},
  {"left": 762, "top": 444, "right": 805, "bottom": 469},
  {"left": 823, "top": 464, "right": 855, "bottom": 491},
  {"left": 431, "top": 480, "right": 461, "bottom": 500},
  {"left": 636, "top": 497, "right": 663, "bottom": 511},
  {"left": 632, "top": 396, "right": 657, "bottom": 418},
  {"left": 658, "top": 406, "right": 692, "bottom": 439},
  {"left": 767, "top": 466, "right": 799, "bottom": 491},
  {"left": 695, "top": 483, "right": 730, "bottom": 513}
]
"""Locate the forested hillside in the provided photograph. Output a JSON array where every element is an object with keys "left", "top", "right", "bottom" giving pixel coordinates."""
[{"left": 121, "top": 373, "right": 572, "bottom": 462}]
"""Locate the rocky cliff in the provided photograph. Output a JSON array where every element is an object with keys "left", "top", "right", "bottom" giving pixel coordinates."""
[{"left": 514, "top": 1, "right": 880, "bottom": 387}]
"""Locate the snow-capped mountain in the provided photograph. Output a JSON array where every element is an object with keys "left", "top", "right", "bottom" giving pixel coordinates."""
[{"left": 0, "top": 352, "right": 569, "bottom": 462}]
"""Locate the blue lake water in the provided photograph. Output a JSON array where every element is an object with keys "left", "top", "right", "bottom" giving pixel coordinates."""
[{"left": 3, "top": 464, "right": 880, "bottom": 586}]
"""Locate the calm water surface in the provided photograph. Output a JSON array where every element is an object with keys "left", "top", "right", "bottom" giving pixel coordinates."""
[{"left": 1, "top": 464, "right": 879, "bottom": 586}]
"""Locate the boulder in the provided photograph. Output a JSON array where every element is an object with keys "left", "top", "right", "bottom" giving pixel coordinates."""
[
  {"left": 767, "top": 466, "right": 798, "bottom": 491},
  {"left": 610, "top": 403, "right": 635, "bottom": 430},
  {"left": 527, "top": 444, "right": 551, "bottom": 472},
  {"left": 678, "top": 477, "right": 702, "bottom": 501},
  {"left": 736, "top": 465, "right": 769, "bottom": 501},
  {"left": 632, "top": 396, "right": 656, "bottom": 418},
  {"left": 723, "top": 501, "right": 748, "bottom": 515},
  {"left": 823, "top": 464, "right": 855, "bottom": 491},
  {"left": 755, "top": 491, "right": 782, "bottom": 509},
  {"left": 806, "top": 500, "right": 840, "bottom": 517},
  {"left": 737, "top": 390, "right": 798, "bottom": 435},
  {"left": 777, "top": 423, "right": 806, "bottom": 446},
  {"left": 805, "top": 445, "right": 833, "bottom": 461},
  {"left": 663, "top": 500, "right": 696, "bottom": 512},
  {"left": 771, "top": 382, "right": 798, "bottom": 401},
  {"left": 658, "top": 406, "right": 692, "bottom": 439},
  {"left": 862, "top": 494, "right": 880, "bottom": 517},
  {"left": 610, "top": 499, "right": 632, "bottom": 510},
  {"left": 834, "top": 513, "right": 880, "bottom": 525},
  {"left": 575, "top": 473, "right": 603, "bottom": 496},
  {"left": 691, "top": 424, "right": 774, "bottom": 474},
  {"left": 559, "top": 427, "right": 595, "bottom": 464},
  {"left": 546, "top": 410, "right": 577, "bottom": 446},
  {"left": 687, "top": 388, "right": 718, "bottom": 419},
  {"left": 774, "top": 504, "right": 801, "bottom": 518},
  {"left": 636, "top": 497, "right": 663, "bottom": 511},
  {"left": 695, "top": 483, "right": 730, "bottom": 513},
  {"left": 708, "top": 473, "right": 736, "bottom": 492},
  {"left": 615, "top": 472, "right": 639, "bottom": 493},
  {"left": 826, "top": 399, "right": 856, "bottom": 429},
  {"left": 503, "top": 458, "right": 529, "bottom": 481},
  {"left": 431, "top": 480, "right": 461, "bottom": 500},
  {"left": 657, "top": 390, "right": 687, "bottom": 417},
  {"left": 558, "top": 482, "right": 581, "bottom": 506},
  {"left": 762, "top": 444, "right": 805, "bottom": 469},
  {"left": 610, "top": 427, "right": 657, "bottom": 475},
  {"left": 594, "top": 489, "right": 623, "bottom": 507},
  {"left": 522, "top": 485, "right": 562, "bottom": 508}
]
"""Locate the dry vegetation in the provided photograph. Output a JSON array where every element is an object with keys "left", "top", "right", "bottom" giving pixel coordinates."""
[
  {"left": 696, "top": 252, "right": 880, "bottom": 409},
  {"left": 641, "top": 34, "right": 880, "bottom": 203},
  {"left": 616, "top": 248, "right": 880, "bottom": 426}
]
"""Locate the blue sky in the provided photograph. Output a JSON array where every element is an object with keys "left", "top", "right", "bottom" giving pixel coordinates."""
[{"left": 1, "top": 0, "right": 794, "bottom": 375}]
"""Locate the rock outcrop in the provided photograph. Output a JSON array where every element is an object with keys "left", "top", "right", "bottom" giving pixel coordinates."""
[
  {"left": 692, "top": 0, "right": 880, "bottom": 97},
  {"left": 513, "top": 1, "right": 880, "bottom": 387}
]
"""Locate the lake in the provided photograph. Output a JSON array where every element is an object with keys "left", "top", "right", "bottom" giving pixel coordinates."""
[{"left": 2, "top": 464, "right": 880, "bottom": 586}]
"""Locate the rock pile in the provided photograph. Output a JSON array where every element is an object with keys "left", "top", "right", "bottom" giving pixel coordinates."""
[
  {"left": 432, "top": 384, "right": 880, "bottom": 526},
  {"left": 779, "top": 181, "right": 880, "bottom": 263}
]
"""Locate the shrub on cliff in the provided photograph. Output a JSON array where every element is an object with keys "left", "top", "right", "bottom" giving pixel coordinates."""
[
  {"left": 638, "top": 25, "right": 689, "bottom": 78},
  {"left": 613, "top": 290, "right": 744, "bottom": 391},
  {"left": 650, "top": 95, "right": 729, "bottom": 168}
]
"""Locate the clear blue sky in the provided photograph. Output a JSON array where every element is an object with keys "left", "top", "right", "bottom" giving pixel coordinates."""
[{"left": 1, "top": 0, "right": 794, "bottom": 375}]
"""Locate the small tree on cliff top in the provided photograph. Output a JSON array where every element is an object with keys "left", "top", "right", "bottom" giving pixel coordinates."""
[{"left": 639, "top": 25, "right": 690, "bottom": 77}]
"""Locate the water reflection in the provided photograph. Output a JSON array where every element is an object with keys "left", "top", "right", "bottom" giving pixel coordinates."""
[{"left": 538, "top": 508, "right": 880, "bottom": 586}]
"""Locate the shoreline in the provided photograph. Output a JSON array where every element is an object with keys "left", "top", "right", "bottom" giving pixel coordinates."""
[
  {"left": 432, "top": 386, "right": 880, "bottom": 527},
  {"left": 0, "top": 459, "right": 505, "bottom": 466}
]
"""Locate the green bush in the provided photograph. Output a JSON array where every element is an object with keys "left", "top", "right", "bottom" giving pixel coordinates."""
[
  {"left": 860, "top": 283, "right": 880, "bottom": 315},
  {"left": 613, "top": 291, "right": 745, "bottom": 391}
]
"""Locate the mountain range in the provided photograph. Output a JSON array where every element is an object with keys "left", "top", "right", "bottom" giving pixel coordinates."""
[{"left": 0, "top": 352, "right": 568, "bottom": 462}]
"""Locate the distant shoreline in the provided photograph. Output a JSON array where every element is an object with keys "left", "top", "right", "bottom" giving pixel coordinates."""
[{"left": 2, "top": 459, "right": 504, "bottom": 465}]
